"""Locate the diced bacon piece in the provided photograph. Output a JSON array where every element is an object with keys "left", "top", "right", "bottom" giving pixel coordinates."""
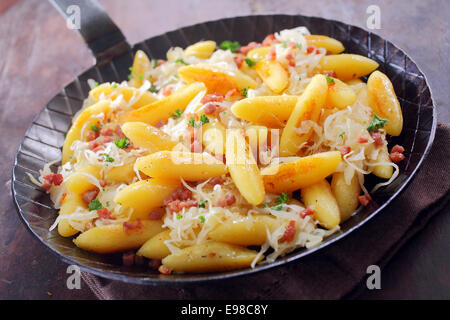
[
  {"left": 357, "top": 136, "right": 369, "bottom": 143},
  {"left": 158, "top": 264, "right": 172, "bottom": 275},
  {"left": 41, "top": 180, "right": 52, "bottom": 191},
  {"left": 282, "top": 220, "right": 296, "bottom": 242},
  {"left": 191, "top": 140, "right": 202, "bottom": 153},
  {"left": 323, "top": 70, "right": 337, "bottom": 78},
  {"left": 201, "top": 93, "right": 224, "bottom": 104},
  {"left": 100, "top": 127, "right": 114, "bottom": 136},
  {"left": 225, "top": 88, "right": 239, "bottom": 99},
  {"left": 262, "top": 34, "right": 280, "bottom": 46},
  {"left": 340, "top": 146, "right": 351, "bottom": 156},
  {"left": 155, "top": 120, "right": 165, "bottom": 128},
  {"left": 122, "top": 251, "right": 135, "bottom": 266},
  {"left": 216, "top": 193, "right": 236, "bottom": 207},
  {"left": 82, "top": 189, "right": 99, "bottom": 204},
  {"left": 389, "top": 152, "right": 405, "bottom": 163},
  {"left": 115, "top": 124, "right": 125, "bottom": 138},
  {"left": 208, "top": 177, "right": 224, "bottom": 186},
  {"left": 99, "top": 136, "right": 113, "bottom": 144},
  {"left": 286, "top": 52, "right": 296, "bottom": 67},
  {"left": 41, "top": 173, "right": 63, "bottom": 190},
  {"left": 99, "top": 179, "right": 107, "bottom": 187},
  {"left": 169, "top": 187, "right": 193, "bottom": 202},
  {"left": 88, "top": 140, "right": 99, "bottom": 150},
  {"left": 97, "top": 208, "right": 114, "bottom": 220},
  {"left": 239, "top": 41, "right": 261, "bottom": 55},
  {"left": 234, "top": 55, "right": 244, "bottom": 68},
  {"left": 358, "top": 194, "right": 372, "bottom": 206},
  {"left": 306, "top": 45, "right": 315, "bottom": 54},
  {"left": 162, "top": 87, "right": 172, "bottom": 97},
  {"left": 267, "top": 47, "right": 276, "bottom": 61},
  {"left": 166, "top": 199, "right": 198, "bottom": 213},
  {"left": 52, "top": 174, "right": 63, "bottom": 186},
  {"left": 287, "top": 41, "right": 297, "bottom": 49},
  {"left": 204, "top": 104, "right": 217, "bottom": 115},
  {"left": 123, "top": 219, "right": 142, "bottom": 232},
  {"left": 86, "top": 130, "right": 99, "bottom": 141},
  {"left": 148, "top": 210, "right": 163, "bottom": 220},
  {"left": 300, "top": 207, "right": 314, "bottom": 218},
  {"left": 391, "top": 144, "right": 405, "bottom": 154},
  {"left": 370, "top": 131, "right": 384, "bottom": 146}
]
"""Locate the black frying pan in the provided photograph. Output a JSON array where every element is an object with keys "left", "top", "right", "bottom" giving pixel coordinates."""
[{"left": 11, "top": 0, "right": 436, "bottom": 284}]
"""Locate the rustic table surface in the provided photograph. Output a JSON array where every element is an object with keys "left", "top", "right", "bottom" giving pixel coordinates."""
[{"left": 0, "top": 0, "right": 448, "bottom": 299}]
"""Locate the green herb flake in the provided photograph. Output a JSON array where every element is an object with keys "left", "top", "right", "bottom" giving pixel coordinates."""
[
  {"left": 106, "top": 201, "right": 110, "bottom": 207},
  {"left": 219, "top": 40, "right": 241, "bottom": 53},
  {"left": 188, "top": 117, "right": 197, "bottom": 128},
  {"left": 282, "top": 42, "right": 288, "bottom": 48},
  {"left": 270, "top": 204, "right": 284, "bottom": 211},
  {"left": 296, "top": 43, "right": 302, "bottom": 50},
  {"left": 93, "top": 81, "right": 99, "bottom": 88},
  {"left": 199, "top": 215, "right": 206, "bottom": 223},
  {"left": 298, "top": 76, "right": 302, "bottom": 81},
  {"left": 128, "top": 67, "right": 133, "bottom": 72},
  {"left": 128, "top": 74, "right": 134, "bottom": 80},
  {"left": 153, "top": 60, "right": 158, "bottom": 68},
  {"left": 176, "top": 214, "right": 183, "bottom": 220},
  {"left": 244, "top": 57, "right": 257, "bottom": 67},
  {"left": 111, "top": 83, "right": 118, "bottom": 89},
  {"left": 148, "top": 85, "right": 158, "bottom": 93},
  {"left": 200, "top": 114, "right": 210, "bottom": 125},
  {"left": 88, "top": 199, "right": 103, "bottom": 211},
  {"left": 339, "top": 131, "right": 345, "bottom": 139},
  {"left": 198, "top": 200, "right": 208, "bottom": 208},
  {"left": 275, "top": 192, "right": 290, "bottom": 205},
  {"left": 90, "top": 124, "right": 99, "bottom": 132},
  {"left": 367, "top": 113, "right": 389, "bottom": 132},
  {"left": 325, "top": 75, "right": 335, "bottom": 85},
  {"left": 171, "top": 109, "right": 182, "bottom": 119},
  {"left": 139, "top": 74, "right": 145, "bottom": 80},
  {"left": 114, "top": 138, "right": 130, "bottom": 149},
  {"left": 175, "top": 58, "right": 189, "bottom": 65},
  {"left": 103, "top": 153, "right": 115, "bottom": 163},
  {"left": 241, "top": 87, "right": 248, "bottom": 98}
]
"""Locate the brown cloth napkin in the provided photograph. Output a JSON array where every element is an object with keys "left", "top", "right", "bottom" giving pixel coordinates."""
[{"left": 81, "top": 123, "right": 450, "bottom": 300}]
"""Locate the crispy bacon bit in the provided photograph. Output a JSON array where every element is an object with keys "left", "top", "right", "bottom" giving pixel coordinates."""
[
  {"left": 204, "top": 104, "right": 218, "bottom": 115},
  {"left": 86, "top": 130, "right": 99, "bottom": 141},
  {"left": 287, "top": 41, "right": 297, "bottom": 49},
  {"left": 82, "top": 189, "right": 99, "bottom": 204},
  {"left": 88, "top": 140, "right": 99, "bottom": 150},
  {"left": 168, "top": 187, "right": 193, "bottom": 202},
  {"left": 52, "top": 174, "right": 63, "bottom": 186},
  {"left": 233, "top": 55, "right": 244, "bottom": 68},
  {"left": 340, "top": 146, "right": 351, "bottom": 157},
  {"left": 389, "top": 152, "right": 405, "bottom": 163},
  {"left": 156, "top": 59, "right": 166, "bottom": 67},
  {"left": 99, "top": 136, "right": 113, "bottom": 144},
  {"left": 149, "top": 210, "right": 163, "bottom": 220},
  {"left": 391, "top": 144, "right": 405, "bottom": 154},
  {"left": 97, "top": 208, "right": 114, "bottom": 220},
  {"left": 162, "top": 87, "right": 172, "bottom": 97},
  {"left": 370, "top": 131, "right": 383, "bottom": 146},
  {"left": 148, "top": 259, "right": 161, "bottom": 269},
  {"left": 201, "top": 93, "right": 225, "bottom": 104},
  {"left": 41, "top": 180, "right": 52, "bottom": 191},
  {"left": 286, "top": 52, "right": 296, "bottom": 67},
  {"left": 323, "top": 70, "right": 337, "bottom": 78},
  {"left": 42, "top": 173, "right": 63, "bottom": 190},
  {"left": 123, "top": 219, "right": 142, "bottom": 232},
  {"left": 158, "top": 264, "right": 172, "bottom": 275},
  {"left": 122, "top": 251, "right": 135, "bottom": 266},
  {"left": 191, "top": 140, "right": 202, "bottom": 153},
  {"left": 166, "top": 199, "right": 198, "bottom": 213},
  {"left": 357, "top": 136, "right": 369, "bottom": 143},
  {"left": 239, "top": 41, "right": 261, "bottom": 55},
  {"left": 115, "top": 124, "right": 125, "bottom": 138},
  {"left": 225, "top": 88, "right": 239, "bottom": 99},
  {"left": 306, "top": 45, "right": 315, "bottom": 54},
  {"left": 155, "top": 120, "right": 165, "bottom": 128},
  {"left": 99, "top": 179, "right": 107, "bottom": 188},
  {"left": 208, "top": 177, "right": 224, "bottom": 186},
  {"left": 100, "top": 126, "right": 114, "bottom": 136},
  {"left": 300, "top": 207, "right": 314, "bottom": 219},
  {"left": 358, "top": 194, "right": 372, "bottom": 206},
  {"left": 267, "top": 47, "right": 276, "bottom": 61},
  {"left": 262, "top": 34, "right": 279, "bottom": 46},
  {"left": 282, "top": 220, "right": 297, "bottom": 242},
  {"left": 216, "top": 193, "right": 236, "bottom": 207}
]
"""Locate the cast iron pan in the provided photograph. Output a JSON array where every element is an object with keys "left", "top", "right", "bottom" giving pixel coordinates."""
[{"left": 11, "top": 0, "right": 436, "bottom": 284}]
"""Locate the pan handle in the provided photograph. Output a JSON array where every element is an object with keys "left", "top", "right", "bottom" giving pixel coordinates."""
[{"left": 49, "top": 0, "right": 131, "bottom": 65}]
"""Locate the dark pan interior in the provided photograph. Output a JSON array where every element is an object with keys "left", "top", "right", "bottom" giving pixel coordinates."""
[{"left": 12, "top": 14, "right": 436, "bottom": 284}]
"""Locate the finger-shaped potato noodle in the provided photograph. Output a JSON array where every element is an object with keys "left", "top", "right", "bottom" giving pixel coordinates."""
[
  {"left": 135, "top": 151, "right": 227, "bottom": 181},
  {"left": 121, "top": 122, "right": 176, "bottom": 152},
  {"left": 185, "top": 41, "right": 216, "bottom": 59},
  {"left": 367, "top": 71, "right": 403, "bottom": 136},
  {"left": 326, "top": 78, "right": 357, "bottom": 109},
  {"left": 114, "top": 178, "right": 181, "bottom": 220},
  {"left": 104, "top": 162, "right": 136, "bottom": 184},
  {"left": 202, "top": 120, "right": 226, "bottom": 155},
  {"left": 372, "top": 145, "right": 394, "bottom": 179},
  {"left": 255, "top": 60, "right": 289, "bottom": 94},
  {"left": 280, "top": 74, "right": 327, "bottom": 156},
  {"left": 89, "top": 83, "right": 157, "bottom": 109},
  {"left": 128, "top": 50, "right": 152, "bottom": 88},
  {"left": 178, "top": 64, "right": 257, "bottom": 94},
  {"left": 161, "top": 241, "right": 263, "bottom": 273},
  {"left": 226, "top": 130, "right": 265, "bottom": 205},
  {"left": 209, "top": 215, "right": 281, "bottom": 246},
  {"left": 331, "top": 172, "right": 361, "bottom": 221},
  {"left": 65, "top": 164, "right": 101, "bottom": 194},
  {"left": 261, "top": 151, "right": 342, "bottom": 193},
  {"left": 73, "top": 220, "right": 164, "bottom": 254},
  {"left": 58, "top": 192, "right": 84, "bottom": 237},
  {"left": 137, "top": 229, "right": 172, "bottom": 260},
  {"left": 231, "top": 95, "right": 298, "bottom": 128},
  {"left": 320, "top": 54, "right": 379, "bottom": 80},
  {"left": 305, "top": 35, "right": 345, "bottom": 54},
  {"left": 247, "top": 46, "right": 271, "bottom": 61},
  {"left": 62, "top": 100, "right": 111, "bottom": 163},
  {"left": 119, "top": 82, "right": 206, "bottom": 125},
  {"left": 301, "top": 179, "right": 341, "bottom": 229}
]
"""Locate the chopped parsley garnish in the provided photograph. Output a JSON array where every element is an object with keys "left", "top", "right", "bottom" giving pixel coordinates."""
[
  {"left": 111, "top": 83, "right": 118, "bottom": 89},
  {"left": 148, "top": 84, "right": 158, "bottom": 93},
  {"left": 139, "top": 74, "right": 145, "bottom": 80},
  {"left": 244, "top": 57, "right": 257, "bottom": 67},
  {"left": 128, "top": 74, "right": 134, "bottom": 80},
  {"left": 298, "top": 76, "right": 302, "bottom": 81},
  {"left": 171, "top": 109, "right": 182, "bottom": 119},
  {"left": 64, "top": 132, "right": 67, "bottom": 138},
  {"left": 199, "top": 215, "right": 205, "bottom": 223},
  {"left": 128, "top": 67, "right": 133, "bottom": 72},
  {"left": 270, "top": 204, "right": 284, "bottom": 211},
  {"left": 103, "top": 153, "right": 114, "bottom": 162},
  {"left": 282, "top": 42, "right": 287, "bottom": 48},
  {"left": 114, "top": 138, "right": 130, "bottom": 149},
  {"left": 200, "top": 114, "right": 210, "bottom": 125},
  {"left": 176, "top": 214, "right": 183, "bottom": 220},
  {"left": 93, "top": 81, "right": 99, "bottom": 88},
  {"left": 241, "top": 87, "right": 248, "bottom": 98},
  {"left": 325, "top": 75, "right": 335, "bottom": 85},
  {"left": 219, "top": 40, "right": 241, "bottom": 53},
  {"left": 88, "top": 199, "right": 103, "bottom": 211},
  {"left": 275, "top": 192, "right": 290, "bottom": 205},
  {"left": 198, "top": 200, "right": 208, "bottom": 208},
  {"left": 153, "top": 60, "right": 158, "bottom": 68},
  {"left": 296, "top": 43, "right": 302, "bottom": 50},
  {"left": 90, "top": 124, "right": 99, "bottom": 132},
  {"left": 106, "top": 201, "right": 110, "bottom": 207},
  {"left": 339, "top": 131, "right": 345, "bottom": 139},
  {"left": 175, "top": 58, "right": 189, "bottom": 65},
  {"left": 188, "top": 117, "right": 199, "bottom": 128},
  {"left": 367, "top": 113, "right": 389, "bottom": 132}
]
